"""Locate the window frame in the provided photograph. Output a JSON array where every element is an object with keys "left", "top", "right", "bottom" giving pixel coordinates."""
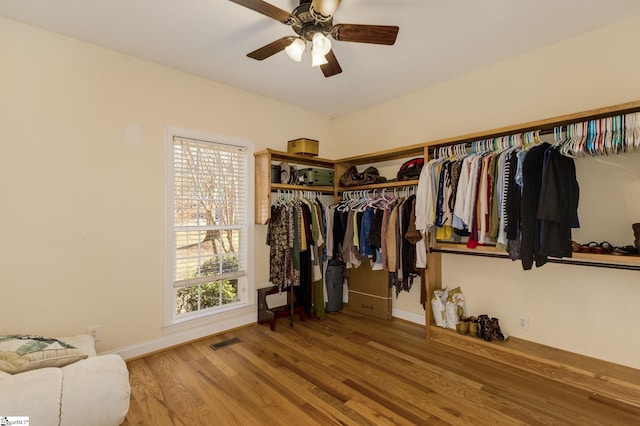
[{"left": 163, "top": 126, "right": 254, "bottom": 330}]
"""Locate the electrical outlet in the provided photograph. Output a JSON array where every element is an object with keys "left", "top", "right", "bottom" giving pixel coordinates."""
[
  {"left": 87, "top": 325, "right": 101, "bottom": 342},
  {"left": 518, "top": 316, "right": 529, "bottom": 330}
]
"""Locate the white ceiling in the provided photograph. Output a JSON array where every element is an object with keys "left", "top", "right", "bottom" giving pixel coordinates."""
[{"left": 2, "top": 0, "right": 640, "bottom": 117}]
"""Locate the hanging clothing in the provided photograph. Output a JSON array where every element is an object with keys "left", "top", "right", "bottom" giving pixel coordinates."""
[
  {"left": 496, "top": 148, "right": 514, "bottom": 249},
  {"left": 506, "top": 150, "right": 522, "bottom": 260},
  {"left": 333, "top": 209, "right": 349, "bottom": 259},
  {"left": 385, "top": 201, "right": 401, "bottom": 272},
  {"left": 398, "top": 195, "right": 419, "bottom": 294},
  {"left": 520, "top": 143, "right": 551, "bottom": 270},
  {"left": 537, "top": 147, "right": 580, "bottom": 259},
  {"left": 359, "top": 208, "right": 375, "bottom": 257},
  {"left": 333, "top": 190, "right": 419, "bottom": 296},
  {"left": 267, "top": 196, "right": 330, "bottom": 315}
]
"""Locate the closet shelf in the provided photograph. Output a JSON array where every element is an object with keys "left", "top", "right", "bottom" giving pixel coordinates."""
[
  {"left": 254, "top": 149, "right": 334, "bottom": 168},
  {"left": 335, "top": 144, "right": 425, "bottom": 165},
  {"left": 432, "top": 242, "right": 640, "bottom": 270},
  {"left": 255, "top": 149, "right": 336, "bottom": 224}
]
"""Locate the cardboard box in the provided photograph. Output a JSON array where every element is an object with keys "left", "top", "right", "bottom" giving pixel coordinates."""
[
  {"left": 287, "top": 138, "right": 319, "bottom": 156},
  {"left": 348, "top": 290, "right": 392, "bottom": 320},
  {"left": 347, "top": 262, "right": 392, "bottom": 320}
]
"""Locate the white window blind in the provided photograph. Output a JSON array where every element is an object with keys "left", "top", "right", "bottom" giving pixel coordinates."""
[{"left": 171, "top": 136, "right": 248, "bottom": 315}]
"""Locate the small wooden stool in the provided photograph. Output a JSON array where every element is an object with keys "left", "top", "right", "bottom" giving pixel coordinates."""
[{"left": 257, "top": 286, "right": 307, "bottom": 331}]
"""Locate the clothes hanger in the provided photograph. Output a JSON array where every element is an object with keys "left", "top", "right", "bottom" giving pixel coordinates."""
[
  {"left": 337, "top": 191, "right": 352, "bottom": 211},
  {"left": 603, "top": 117, "right": 613, "bottom": 155},
  {"left": 345, "top": 190, "right": 362, "bottom": 210},
  {"left": 588, "top": 122, "right": 596, "bottom": 156},
  {"left": 574, "top": 122, "right": 586, "bottom": 157},
  {"left": 459, "top": 144, "right": 465, "bottom": 157},
  {"left": 553, "top": 126, "right": 563, "bottom": 147},
  {"left": 446, "top": 145, "right": 453, "bottom": 159},
  {"left": 633, "top": 112, "right": 640, "bottom": 151},
  {"left": 590, "top": 120, "right": 601, "bottom": 156},
  {"left": 522, "top": 131, "right": 537, "bottom": 151},
  {"left": 368, "top": 189, "right": 381, "bottom": 208},
  {"left": 625, "top": 113, "right": 634, "bottom": 152},
  {"left": 560, "top": 124, "right": 574, "bottom": 157},
  {"left": 612, "top": 115, "right": 621, "bottom": 154},
  {"left": 570, "top": 122, "right": 583, "bottom": 157},
  {"left": 373, "top": 188, "right": 389, "bottom": 208},
  {"left": 595, "top": 119, "right": 605, "bottom": 156},
  {"left": 356, "top": 190, "right": 370, "bottom": 211}
]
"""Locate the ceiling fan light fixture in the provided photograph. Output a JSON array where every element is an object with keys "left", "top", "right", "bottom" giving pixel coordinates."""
[
  {"left": 312, "top": 32, "right": 331, "bottom": 56},
  {"left": 285, "top": 37, "right": 306, "bottom": 62},
  {"left": 310, "top": 0, "right": 341, "bottom": 21},
  {"left": 311, "top": 49, "right": 328, "bottom": 67}
]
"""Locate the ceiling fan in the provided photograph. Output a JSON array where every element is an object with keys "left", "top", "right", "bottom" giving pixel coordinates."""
[{"left": 229, "top": 0, "right": 399, "bottom": 77}]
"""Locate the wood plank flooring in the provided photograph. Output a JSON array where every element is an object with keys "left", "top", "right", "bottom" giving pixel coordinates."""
[{"left": 123, "top": 309, "right": 640, "bottom": 425}]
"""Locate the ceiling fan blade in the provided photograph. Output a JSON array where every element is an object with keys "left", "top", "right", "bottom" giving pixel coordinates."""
[
  {"left": 229, "top": 0, "right": 294, "bottom": 24},
  {"left": 310, "top": 0, "right": 341, "bottom": 20},
  {"left": 331, "top": 24, "right": 399, "bottom": 45},
  {"left": 320, "top": 50, "right": 342, "bottom": 78},
  {"left": 247, "top": 37, "right": 295, "bottom": 60}
]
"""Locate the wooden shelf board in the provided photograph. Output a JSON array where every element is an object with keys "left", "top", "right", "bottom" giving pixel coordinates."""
[
  {"left": 432, "top": 242, "right": 640, "bottom": 270},
  {"left": 254, "top": 149, "right": 334, "bottom": 168},
  {"left": 335, "top": 144, "right": 425, "bottom": 165},
  {"left": 429, "top": 325, "right": 640, "bottom": 410}
]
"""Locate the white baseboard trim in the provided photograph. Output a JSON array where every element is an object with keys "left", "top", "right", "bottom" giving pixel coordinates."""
[
  {"left": 392, "top": 308, "right": 426, "bottom": 325},
  {"left": 107, "top": 311, "right": 256, "bottom": 360},
  {"left": 106, "top": 307, "right": 423, "bottom": 360}
]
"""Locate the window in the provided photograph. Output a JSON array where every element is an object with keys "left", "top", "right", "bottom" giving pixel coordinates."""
[{"left": 165, "top": 128, "right": 252, "bottom": 325}]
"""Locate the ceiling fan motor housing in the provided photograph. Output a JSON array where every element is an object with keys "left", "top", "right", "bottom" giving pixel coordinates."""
[{"left": 292, "top": 1, "right": 332, "bottom": 41}]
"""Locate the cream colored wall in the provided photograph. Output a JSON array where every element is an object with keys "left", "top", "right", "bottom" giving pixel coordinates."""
[
  {"left": 0, "top": 17, "right": 330, "bottom": 353},
  {"left": 328, "top": 17, "right": 640, "bottom": 368}
]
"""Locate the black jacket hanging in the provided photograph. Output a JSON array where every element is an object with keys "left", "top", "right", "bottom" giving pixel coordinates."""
[
  {"left": 520, "top": 143, "right": 551, "bottom": 270},
  {"left": 537, "top": 147, "right": 580, "bottom": 258}
]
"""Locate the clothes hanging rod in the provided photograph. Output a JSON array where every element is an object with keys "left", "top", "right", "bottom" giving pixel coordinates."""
[
  {"left": 428, "top": 127, "right": 554, "bottom": 152},
  {"left": 427, "top": 107, "right": 640, "bottom": 153},
  {"left": 431, "top": 248, "right": 640, "bottom": 271}
]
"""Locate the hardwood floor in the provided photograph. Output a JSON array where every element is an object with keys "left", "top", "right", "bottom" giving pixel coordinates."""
[{"left": 123, "top": 309, "right": 640, "bottom": 425}]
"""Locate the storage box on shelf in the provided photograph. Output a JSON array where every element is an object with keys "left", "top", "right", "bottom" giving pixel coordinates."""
[{"left": 287, "top": 138, "right": 319, "bottom": 156}]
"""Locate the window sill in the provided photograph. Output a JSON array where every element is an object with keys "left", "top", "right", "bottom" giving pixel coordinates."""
[{"left": 163, "top": 302, "right": 254, "bottom": 335}]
